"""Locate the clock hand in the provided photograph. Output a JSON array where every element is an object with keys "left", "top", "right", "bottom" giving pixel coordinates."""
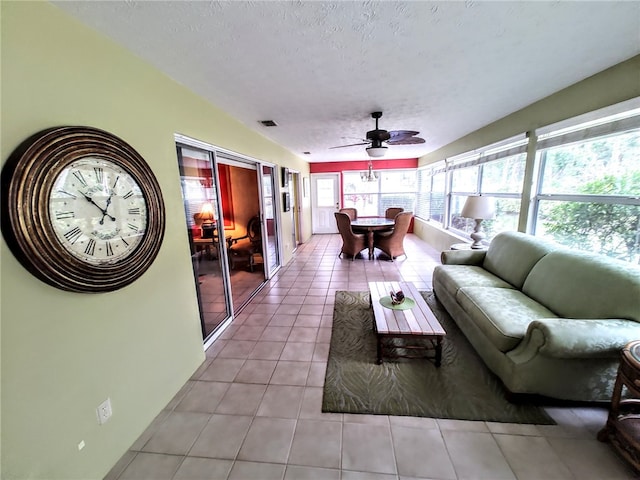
[
  {"left": 79, "top": 190, "right": 117, "bottom": 222},
  {"left": 99, "top": 192, "right": 116, "bottom": 225}
]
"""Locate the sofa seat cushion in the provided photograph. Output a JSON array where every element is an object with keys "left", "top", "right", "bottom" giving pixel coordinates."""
[
  {"left": 434, "top": 265, "right": 514, "bottom": 297},
  {"left": 456, "top": 286, "right": 558, "bottom": 352}
]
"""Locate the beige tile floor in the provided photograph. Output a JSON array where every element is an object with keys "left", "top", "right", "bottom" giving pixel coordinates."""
[{"left": 107, "top": 234, "right": 637, "bottom": 480}]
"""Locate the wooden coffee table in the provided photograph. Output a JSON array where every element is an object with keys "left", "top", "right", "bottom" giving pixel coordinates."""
[{"left": 369, "top": 281, "right": 446, "bottom": 366}]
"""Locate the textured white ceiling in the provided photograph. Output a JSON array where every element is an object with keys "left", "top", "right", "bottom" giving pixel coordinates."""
[{"left": 52, "top": 1, "right": 639, "bottom": 162}]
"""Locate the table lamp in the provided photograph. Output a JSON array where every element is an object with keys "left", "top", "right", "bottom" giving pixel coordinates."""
[
  {"left": 199, "top": 202, "right": 216, "bottom": 238},
  {"left": 460, "top": 195, "right": 495, "bottom": 249}
]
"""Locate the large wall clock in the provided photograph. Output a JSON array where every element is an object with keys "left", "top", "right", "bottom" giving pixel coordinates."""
[{"left": 1, "top": 126, "right": 166, "bottom": 293}]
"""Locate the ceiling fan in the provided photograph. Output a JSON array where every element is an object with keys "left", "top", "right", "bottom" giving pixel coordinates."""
[{"left": 330, "top": 111, "right": 425, "bottom": 157}]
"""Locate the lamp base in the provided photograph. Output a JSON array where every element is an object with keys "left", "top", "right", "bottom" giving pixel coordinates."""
[
  {"left": 470, "top": 219, "right": 485, "bottom": 249},
  {"left": 201, "top": 223, "right": 215, "bottom": 239}
]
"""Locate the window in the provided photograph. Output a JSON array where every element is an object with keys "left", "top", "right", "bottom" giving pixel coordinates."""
[
  {"left": 448, "top": 141, "right": 527, "bottom": 241},
  {"left": 416, "top": 165, "right": 446, "bottom": 224},
  {"left": 343, "top": 169, "right": 416, "bottom": 216},
  {"left": 534, "top": 127, "right": 640, "bottom": 263},
  {"left": 416, "top": 100, "right": 640, "bottom": 262}
]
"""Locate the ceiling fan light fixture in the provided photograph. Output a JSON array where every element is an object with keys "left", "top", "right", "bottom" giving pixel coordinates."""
[{"left": 366, "top": 146, "right": 387, "bottom": 157}]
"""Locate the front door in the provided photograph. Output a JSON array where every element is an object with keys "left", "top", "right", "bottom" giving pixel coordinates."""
[{"left": 311, "top": 173, "right": 340, "bottom": 234}]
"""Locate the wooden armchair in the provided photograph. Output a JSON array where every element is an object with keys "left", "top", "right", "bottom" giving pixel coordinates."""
[
  {"left": 338, "top": 207, "right": 358, "bottom": 221},
  {"left": 385, "top": 207, "right": 404, "bottom": 219},
  {"left": 228, "top": 216, "right": 263, "bottom": 271},
  {"left": 374, "top": 212, "right": 413, "bottom": 261},
  {"left": 334, "top": 212, "right": 367, "bottom": 260}
]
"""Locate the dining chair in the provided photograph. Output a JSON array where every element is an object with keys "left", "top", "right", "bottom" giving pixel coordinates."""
[
  {"left": 228, "top": 215, "right": 263, "bottom": 271},
  {"left": 338, "top": 207, "right": 358, "bottom": 221},
  {"left": 334, "top": 212, "right": 367, "bottom": 260},
  {"left": 385, "top": 207, "right": 404, "bottom": 219},
  {"left": 374, "top": 211, "right": 413, "bottom": 261}
]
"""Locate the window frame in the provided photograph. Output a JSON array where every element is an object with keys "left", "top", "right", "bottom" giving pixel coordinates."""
[{"left": 415, "top": 102, "right": 640, "bottom": 261}]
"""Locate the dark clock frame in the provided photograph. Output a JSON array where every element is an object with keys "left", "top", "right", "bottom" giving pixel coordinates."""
[{"left": 1, "top": 126, "right": 166, "bottom": 293}]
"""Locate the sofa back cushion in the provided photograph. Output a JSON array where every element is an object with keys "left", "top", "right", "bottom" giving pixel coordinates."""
[
  {"left": 522, "top": 250, "right": 640, "bottom": 322},
  {"left": 482, "top": 232, "right": 556, "bottom": 289}
]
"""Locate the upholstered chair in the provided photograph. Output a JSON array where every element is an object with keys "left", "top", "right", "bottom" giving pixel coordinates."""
[
  {"left": 334, "top": 212, "right": 367, "bottom": 260},
  {"left": 338, "top": 207, "right": 358, "bottom": 221},
  {"left": 385, "top": 207, "right": 404, "bottom": 219},
  {"left": 374, "top": 212, "right": 413, "bottom": 261}
]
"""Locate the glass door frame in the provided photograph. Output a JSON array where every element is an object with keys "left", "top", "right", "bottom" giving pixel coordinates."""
[
  {"left": 258, "top": 163, "right": 283, "bottom": 279},
  {"left": 288, "top": 169, "right": 302, "bottom": 252},
  {"left": 175, "top": 139, "right": 234, "bottom": 348},
  {"left": 174, "top": 134, "right": 283, "bottom": 332}
]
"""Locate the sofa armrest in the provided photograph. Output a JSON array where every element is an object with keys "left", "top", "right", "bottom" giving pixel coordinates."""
[
  {"left": 440, "top": 249, "right": 487, "bottom": 266},
  {"left": 508, "top": 318, "right": 640, "bottom": 362}
]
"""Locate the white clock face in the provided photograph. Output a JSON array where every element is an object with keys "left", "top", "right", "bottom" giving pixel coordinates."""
[{"left": 49, "top": 157, "right": 148, "bottom": 265}]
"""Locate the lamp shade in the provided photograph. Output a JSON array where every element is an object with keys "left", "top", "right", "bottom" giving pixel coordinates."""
[
  {"left": 199, "top": 202, "right": 215, "bottom": 222},
  {"left": 366, "top": 146, "right": 387, "bottom": 157},
  {"left": 460, "top": 195, "right": 495, "bottom": 220}
]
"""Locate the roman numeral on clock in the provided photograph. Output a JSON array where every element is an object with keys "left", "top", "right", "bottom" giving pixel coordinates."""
[
  {"left": 72, "top": 171, "right": 88, "bottom": 187},
  {"left": 84, "top": 239, "right": 96, "bottom": 256},
  {"left": 94, "top": 167, "right": 103, "bottom": 183},
  {"left": 128, "top": 207, "right": 141, "bottom": 215},
  {"left": 128, "top": 223, "right": 139, "bottom": 233},
  {"left": 105, "top": 241, "right": 114, "bottom": 257},
  {"left": 57, "top": 189, "right": 77, "bottom": 199},
  {"left": 55, "top": 211, "right": 75, "bottom": 219},
  {"left": 123, "top": 190, "right": 134, "bottom": 199},
  {"left": 63, "top": 227, "right": 82, "bottom": 244}
]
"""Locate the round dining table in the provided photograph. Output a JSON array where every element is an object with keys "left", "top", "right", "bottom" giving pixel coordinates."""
[{"left": 350, "top": 217, "right": 395, "bottom": 259}]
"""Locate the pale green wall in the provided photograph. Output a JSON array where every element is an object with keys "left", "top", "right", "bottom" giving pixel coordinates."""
[
  {"left": 1, "top": 2, "right": 309, "bottom": 479},
  {"left": 414, "top": 55, "right": 640, "bottom": 249}
]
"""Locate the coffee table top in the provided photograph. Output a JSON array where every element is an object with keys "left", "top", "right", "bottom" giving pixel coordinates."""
[{"left": 369, "top": 281, "right": 446, "bottom": 337}]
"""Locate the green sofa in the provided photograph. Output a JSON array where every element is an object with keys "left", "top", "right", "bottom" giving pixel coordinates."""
[{"left": 433, "top": 231, "right": 640, "bottom": 402}]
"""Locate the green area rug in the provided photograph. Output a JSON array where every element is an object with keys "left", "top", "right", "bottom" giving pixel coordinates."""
[{"left": 322, "top": 290, "right": 555, "bottom": 424}]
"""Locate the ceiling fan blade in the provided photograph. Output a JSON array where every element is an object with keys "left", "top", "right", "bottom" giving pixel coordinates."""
[
  {"left": 387, "top": 136, "right": 426, "bottom": 145},
  {"left": 329, "top": 142, "right": 370, "bottom": 149},
  {"left": 388, "top": 130, "right": 420, "bottom": 141}
]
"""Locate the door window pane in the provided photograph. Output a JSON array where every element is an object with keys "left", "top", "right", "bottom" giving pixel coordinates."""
[{"left": 317, "top": 178, "right": 336, "bottom": 207}]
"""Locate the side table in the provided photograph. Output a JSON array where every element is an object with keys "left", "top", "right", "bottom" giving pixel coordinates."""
[
  {"left": 449, "top": 243, "right": 488, "bottom": 251},
  {"left": 597, "top": 340, "right": 640, "bottom": 472}
]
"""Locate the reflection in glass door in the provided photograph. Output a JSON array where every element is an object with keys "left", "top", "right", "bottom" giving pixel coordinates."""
[
  {"left": 176, "top": 145, "right": 232, "bottom": 342},
  {"left": 260, "top": 165, "right": 281, "bottom": 277}
]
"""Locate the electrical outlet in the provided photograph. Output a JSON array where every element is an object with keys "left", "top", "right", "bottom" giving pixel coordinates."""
[{"left": 96, "top": 398, "right": 112, "bottom": 425}]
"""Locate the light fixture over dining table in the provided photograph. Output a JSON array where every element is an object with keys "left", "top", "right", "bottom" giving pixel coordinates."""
[{"left": 360, "top": 160, "right": 378, "bottom": 182}]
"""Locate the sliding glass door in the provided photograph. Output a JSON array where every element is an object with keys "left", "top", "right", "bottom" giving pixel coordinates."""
[
  {"left": 175, "top": 135, "right": 284, "bottom": 341},
  {"left": 260, "top": 165, "right": 281, "bottom": 277},
  {"left": 176, "top": 145, "right": 232, "bottom": 342}
]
